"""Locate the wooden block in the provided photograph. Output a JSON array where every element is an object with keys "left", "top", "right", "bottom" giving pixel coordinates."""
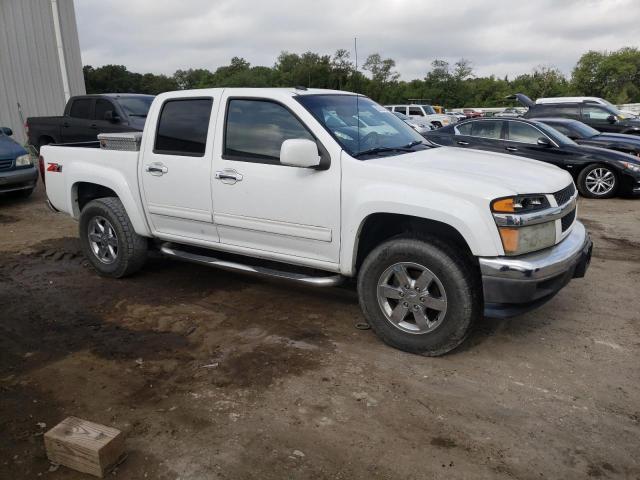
[{"left": 44, "top": 416, "right": 125, "bottom": 478}]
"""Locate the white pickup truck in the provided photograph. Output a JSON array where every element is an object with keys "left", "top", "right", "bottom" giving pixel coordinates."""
[{"left": 42, "top": 87, "right": 592, "bottom": 356}]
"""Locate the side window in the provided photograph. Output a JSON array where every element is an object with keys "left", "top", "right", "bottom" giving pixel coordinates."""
[
  {"left": 224, "top": 99, "right": 314, "bottom": 164},
  {"left": 554, "top": 105, "right": 580, "bottom": 119},
  {"left": 470, "top": 120, "right": 503, "bottom": 140},
  {"left": 69, "top": 99, "right": 92, "bottom": 119},
  {"left": 154, "top": 98, "right": 213, "bottom": 156},
  {"left": 408, "top": 107, "right": 424, "bottom": 116},
  {"left": 94, "top": 99, "right": 114, "bottom": 121},
  {"left": 455, "top": 122, "right": 472, "bottom": 135},
  {"left": 582, "top": 106, "right": 611, "bottom": 121},
  {"left": 507, "top": 122, "right": 543, "bottom": 144},
  {"left": 548, "top": 123, "right": 572, "bottom": 137}
]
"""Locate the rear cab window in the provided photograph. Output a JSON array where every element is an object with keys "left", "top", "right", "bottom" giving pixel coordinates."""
[{"left": 154, "top": 98, "right": 213, "bottom": 156}]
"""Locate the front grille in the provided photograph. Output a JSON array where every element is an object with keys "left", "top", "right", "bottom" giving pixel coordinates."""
[
  {"left": 553, "top": 183, "right": 576, "bottom": 206},
  {"left": 0, "top": 158, "right": 13, "bottom": 171},
  {"left": 561, "top": 207, "right": 576, "bottom": 232}
]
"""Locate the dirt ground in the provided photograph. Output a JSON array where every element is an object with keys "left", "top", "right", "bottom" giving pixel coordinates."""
[{"left": 1, "top": 184, "right": 639, "bottom": 480}]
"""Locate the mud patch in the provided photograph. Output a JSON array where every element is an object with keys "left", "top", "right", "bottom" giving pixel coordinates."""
[
  {"left": 430, "top": 436, "right": 458, "bottom": 449},
  {"left": 593, "top": 235, "right": 640, "bottom": 262},
  {"left": 0, "top": 213, "right": 19, "bottom": 224}
]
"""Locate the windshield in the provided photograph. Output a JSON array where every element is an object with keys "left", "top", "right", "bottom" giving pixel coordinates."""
[
  {"left": 296, "top": 95, "right": 426, "bottom": 157},
  {"left": 533, "top": 121, "right": 577, "bottom": 146},
  {"left": 566, "top": 121, "right": 599, "bottom": 138},
  {"left": 393, "top": 111, "right": 410, "bottom": 121},
  {"left": 118, "top": 96, "right": 154, "bottom": 117},
  {"left": 419, "top": 105, "right": 436, "bottom": 115}
]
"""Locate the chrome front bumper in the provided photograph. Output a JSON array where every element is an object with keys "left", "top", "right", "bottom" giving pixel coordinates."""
[{"left": 479, "top": 221, "right": 592, "bottom": 318}]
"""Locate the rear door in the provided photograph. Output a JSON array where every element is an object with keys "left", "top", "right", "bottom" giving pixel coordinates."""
[
  {"left": 210, "top": 93, "right": 341, "bottom": 264},
  {"left": 139, "top": 96, "right": 219, "bottom": 242},
  {"left": 62, "top": 98, "right": 96, "bottom": 143}
]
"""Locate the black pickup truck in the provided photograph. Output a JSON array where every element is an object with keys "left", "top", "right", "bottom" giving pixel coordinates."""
[{"left": 27, "top": 94, "right": 154, "bottom": 150}]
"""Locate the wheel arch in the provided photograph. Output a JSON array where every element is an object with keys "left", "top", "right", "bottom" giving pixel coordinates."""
[{"left": 351, "top": 213, "right": 477, "bottom": 274}]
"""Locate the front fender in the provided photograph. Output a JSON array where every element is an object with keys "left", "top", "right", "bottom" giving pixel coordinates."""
[{"left": 340, "top": 183, "right": 504, "bottom": 275}]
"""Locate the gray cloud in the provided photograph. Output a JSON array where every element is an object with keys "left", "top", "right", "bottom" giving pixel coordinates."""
[{"left": 75, "top": 0, "right": 640, "bottom": 79}]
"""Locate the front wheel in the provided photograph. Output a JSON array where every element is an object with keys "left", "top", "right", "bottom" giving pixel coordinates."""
[
  {"left": 577, "top": 164, "right": 618, "bottom": 198},
  {"left": 357, "top": 237, "right": 481, "bottom": 356},
  {"left": 79, "top": 197, "right": 147, "bottom": 278}
]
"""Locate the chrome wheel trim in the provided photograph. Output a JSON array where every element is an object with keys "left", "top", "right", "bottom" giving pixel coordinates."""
[
  {"left": 376, "top": 262, "right": 447, "bottom": 335},
  {"left": 88, "top": 216, "right": 118, "bottom": 264},
  {"left": 585, "top": 167, "right": 615, "bottom": 195}
]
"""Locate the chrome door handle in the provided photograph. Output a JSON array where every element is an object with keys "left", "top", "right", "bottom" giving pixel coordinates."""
[
  {"left": 456, "top": 141, "right": 469, "bottom": 145},
  {"left": 215, "top": 169, "right": 243, "bottom": 184},
  {"left": 145, "top": 163, "right": 168, "bottom": 176},
  {"left": 505, "top": 146, "right": 518, "bottom": 152}
]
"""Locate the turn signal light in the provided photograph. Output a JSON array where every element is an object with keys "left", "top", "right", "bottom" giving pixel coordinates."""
[{"left": 498, "top": 227, "right": 519, "bottom": 254}]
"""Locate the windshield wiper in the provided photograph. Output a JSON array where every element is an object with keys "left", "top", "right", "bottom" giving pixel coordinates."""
[{"left": 353, "top": 146, "right": 413, "bottom": 157}]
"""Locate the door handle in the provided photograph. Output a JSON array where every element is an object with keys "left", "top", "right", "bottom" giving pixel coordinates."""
[
  {"left": 145, "top": 163, "right": 168, "bottom": 176},
  {"left": 215, "top": 169, "right": 243, "bottom": 184},
  {"left": 505, "top": 146, "right": 518, "bottom": 152},
  {"left": 456, "top": 141, "right": 469, "bottom": 145}
]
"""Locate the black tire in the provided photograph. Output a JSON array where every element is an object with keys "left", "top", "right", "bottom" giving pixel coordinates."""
[
  {"left": 357, "top": 236, "right": 481, "bottom": 356},
  {"left": 79, "top": 197, "right": 147, "bottom": 278},
  {"left": 576, "top": 164, "right": 618, "bottom": 199}
]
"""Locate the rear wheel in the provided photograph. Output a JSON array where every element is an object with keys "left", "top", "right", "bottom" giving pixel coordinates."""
[
  {"left": 357, "top": 237, "right": 481, "bottom": 356},
  {"left": 577, "top": 164, "right": 618, "bottom": 198},
  {"left": 79, "top": 197, "right": 147, "bottom": 277}
]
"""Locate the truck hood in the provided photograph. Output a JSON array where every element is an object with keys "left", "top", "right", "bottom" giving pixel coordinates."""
[{"left": 368, "top": 146, "right": 572, "bottom": 197}]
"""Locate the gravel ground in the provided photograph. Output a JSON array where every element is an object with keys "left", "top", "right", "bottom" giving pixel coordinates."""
[{"left": 1, "top": 184, "right": 639, "bottom": 479}]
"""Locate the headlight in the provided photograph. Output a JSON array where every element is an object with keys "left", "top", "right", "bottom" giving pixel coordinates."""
[
  {"left": 15, "top": 154, "right": 33, "bottom": 167},
  {"left": 622, "top": 161, "right": 640, "bottom": 173},
  {"left": 491, "top": 195, "right": 556, "bottom": 255},
  {"left": 491, "top": 194, "right": 550, "bottom": 213}
]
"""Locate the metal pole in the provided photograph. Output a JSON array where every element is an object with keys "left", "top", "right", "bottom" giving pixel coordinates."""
[{"left": 51, "top": 0, "right": 71, "bottom": 102}]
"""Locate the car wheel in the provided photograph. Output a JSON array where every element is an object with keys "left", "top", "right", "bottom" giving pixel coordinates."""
[
  {"left": 357, "top": 236, "right": 481, "bottom": 356},
  {"left": 79, "top": 197, "right": 147, "bottom": 278},
  {"left": 577, "top": 164, "right": 618, "bottom": 198}
]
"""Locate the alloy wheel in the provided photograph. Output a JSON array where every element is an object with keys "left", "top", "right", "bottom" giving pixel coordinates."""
[
  {"left": 585, "top": 167, "right": 615, "bottom": 195},
  {"left": 376, "top": 262, "right": 447, "bottom": 334},
  {"left": 87, "top": 216, "right": 118, "bottom": 264}
]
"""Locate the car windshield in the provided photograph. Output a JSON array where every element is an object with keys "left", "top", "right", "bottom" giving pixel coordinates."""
[
  {"left": 118, "top": 96, "right": 154, "bottom": 117},
  {"left": 566, "top": 121, "right": 600, "bottom": 138},
  {"left": 296, "top": 95, "right": 426, "bottom": 157},
  {"left": 419, "top": 105, "right": 436, "bottom": 115},
  {"left": 533, "top": 121, "right": 577, "bottom": 146}
]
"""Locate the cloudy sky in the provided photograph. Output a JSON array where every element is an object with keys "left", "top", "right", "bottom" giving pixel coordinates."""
[{"left": 75, "top": 0, "right": 640, "bottom": 80}]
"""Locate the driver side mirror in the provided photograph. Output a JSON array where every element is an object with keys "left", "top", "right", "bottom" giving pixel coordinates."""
[
  {"left": 1, "top": 127, "right": 12, "bottom": 136},
  {"left": 537, "top": 136, "right": 552, "bottom": 147},
  {"left": 607, "top": 114, "right": 617, "bottom": 124},
  {"left": 280, "top": 139, "right": 321, "bottom": 168},
  {"left": 104, "top": 110, "right": 120, "bottom": 122}
]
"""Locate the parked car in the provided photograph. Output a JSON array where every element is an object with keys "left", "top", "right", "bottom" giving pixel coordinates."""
[
  {"left": 425, "top": 117, "right": 640, "bottom": 198},
  {"left": 384, "top": 104, "right": 455, "bottom": 128},
  {"left": 392, "top": 111, "right": 433, "bottom": 135},
  {"left": 536, "top": 118, "right": 640, "bottom": 157},
  {"left": 513, "top": 93, "right": 640, "bottom": 135},
  {"left": 0, "top": 127, "right": 38, "bottom": 198},
  {"left": 42, "top": 87, "right": 591, "bottom": 356},
  {"left": 463, "top": 108, "right": 483, "bottom": 118},
  {"left": 536, "top": 96, "right": 638, "bottom": 118},
  {"left": 494, "top": 107, "right": 521, "bottom": 118},
  {"left": 448, "top": 111, "right": 467, "bottom": 122},
  {"left": 27, "top": 94, "right": 155, "bottom": 150}
]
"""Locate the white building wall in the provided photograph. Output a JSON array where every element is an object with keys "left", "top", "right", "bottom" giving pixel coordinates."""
[{"left": 0, "top": 0, "right": 85, "bottom": 144}]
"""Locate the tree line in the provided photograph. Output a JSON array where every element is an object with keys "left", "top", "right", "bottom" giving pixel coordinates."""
[{"left": 83, "top": 47, "right": 640, "bottom": 108}]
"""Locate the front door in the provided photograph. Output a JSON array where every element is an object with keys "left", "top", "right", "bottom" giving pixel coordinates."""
[
  {"left": 581, "top": 105, "right": 619, "bottom": 133},
  {"left": 140, "top": 96, "right": 219, "bottom": 242},
  {"left": 211, "top": 94, "right": 341, "bottom": 264},
  {"left": 63, "top": 98, "right": 96, "bottom": 143},
  {"left": 503, "top": 120, "right": 571, "bottom": 170}
]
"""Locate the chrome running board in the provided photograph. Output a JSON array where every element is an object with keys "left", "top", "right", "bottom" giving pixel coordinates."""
[{"left": 160, "top": 243, "right": 344, "bottom": 287}]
